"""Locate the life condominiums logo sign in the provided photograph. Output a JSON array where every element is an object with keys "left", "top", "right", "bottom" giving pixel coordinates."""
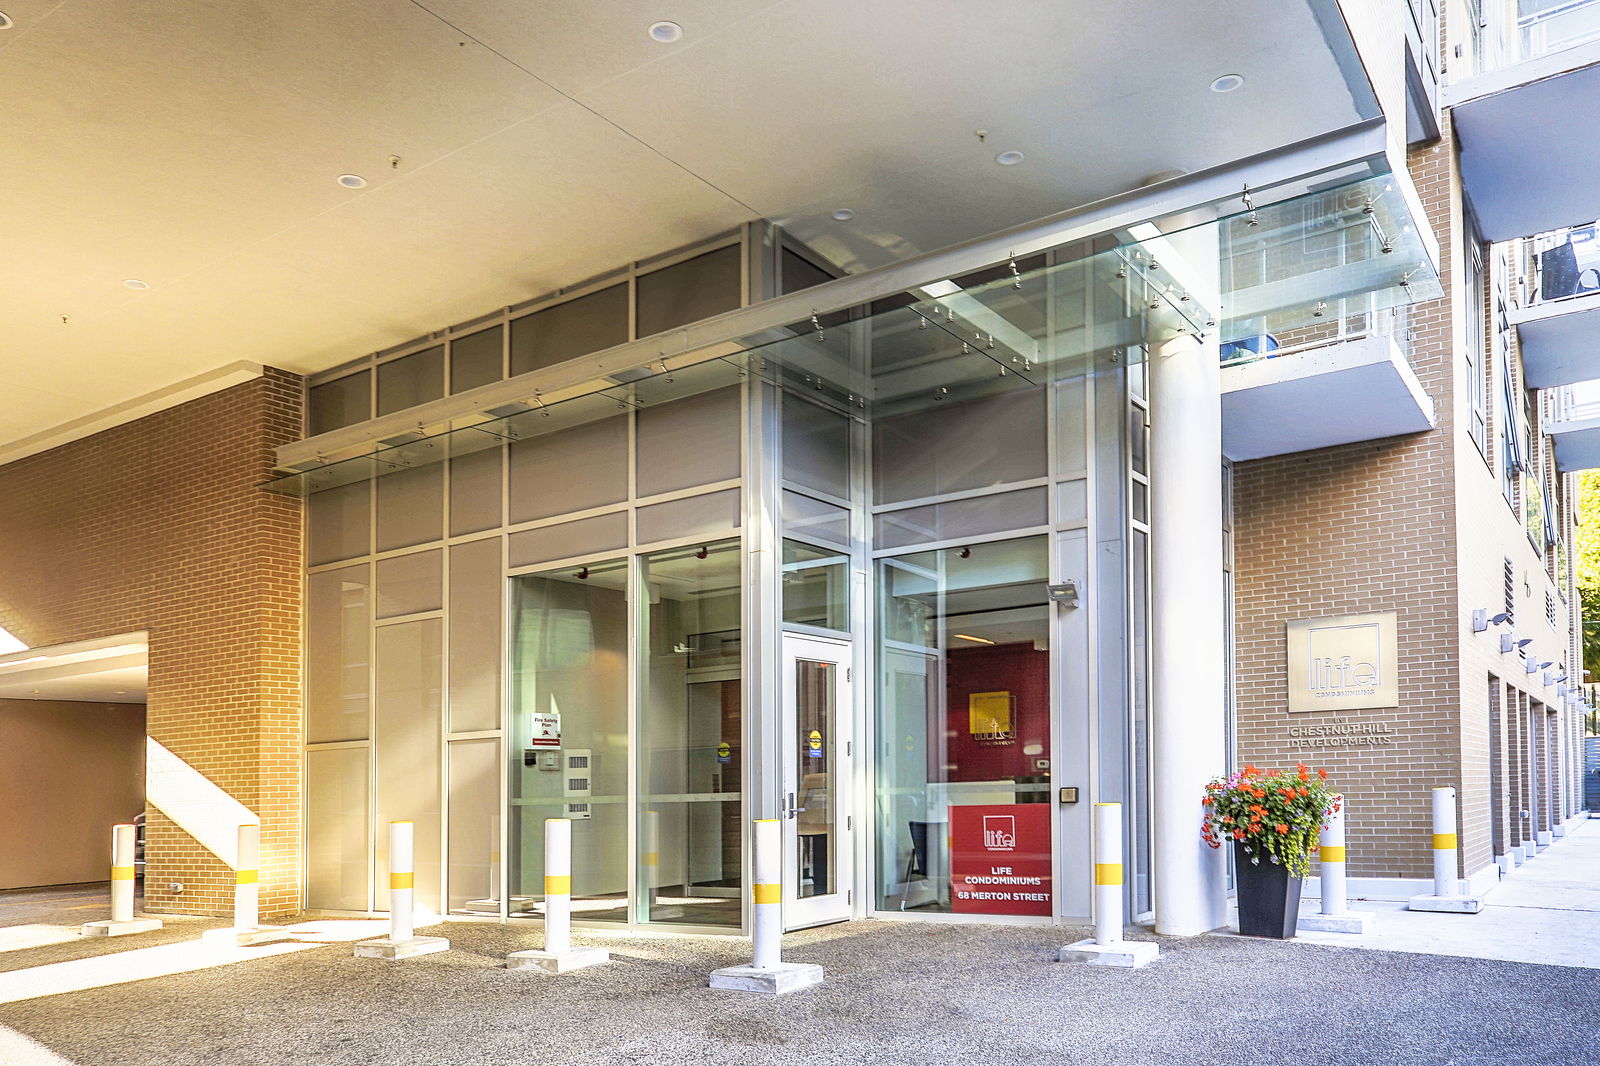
[
  {"left": 1285, "top": 612, "right": 1398, "bottom": 712},
  {"left": 982, "top": 815, "right": 1017, "bottom": 851}
]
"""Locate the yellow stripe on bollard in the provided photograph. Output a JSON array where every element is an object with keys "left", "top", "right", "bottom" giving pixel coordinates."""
[
  {"left": 389, "top": 871, "right": 414, "bottom": 890},
  {"left": 1094, "top": 863, "right": 1122, "bottom": 886},
  {"left": 236, "top": 870, "right": 259, "bottom": 885},
  {"left": 752, "top": 883, "right": 780, "bottom": 905},
  {"left": 1432, "top": 833, "right": 1458, "bottom": 850},
  {"left": 544, "top": 874, "right": 571, "bottom": 896},
  {"left": 111, "top": 866, "right": 136, "bottom": 881},
  {"left": 1319, "top": 846, "right": 1346, "bottom": 863}
]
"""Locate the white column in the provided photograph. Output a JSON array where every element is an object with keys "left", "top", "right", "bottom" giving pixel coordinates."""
[
  {"left": 1149, "top": 324, "right": 1228, "bottom": 937},
  {"left": 1320, "top": 796, "right": 1348, "bottom": 916},
  {"left": 1431, "top": 786, "right": 1457, "bottom": 896},
  {"left": 751, "top": 819, "right": 781, "bottom": 970}
]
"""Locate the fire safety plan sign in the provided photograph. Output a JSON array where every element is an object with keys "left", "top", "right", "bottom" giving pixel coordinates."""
[{"left": 950, "top": 804, "right": 1052, "bottom": 916}]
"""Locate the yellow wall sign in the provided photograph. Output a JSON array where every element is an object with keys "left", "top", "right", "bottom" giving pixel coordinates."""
[{"left": 968, "top": 691, "right": 1013, "bottom": 736}]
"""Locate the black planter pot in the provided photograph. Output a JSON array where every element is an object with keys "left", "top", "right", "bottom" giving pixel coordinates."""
[{"left": 1234, "top": 842, "right": 1303, "bottom": 938}]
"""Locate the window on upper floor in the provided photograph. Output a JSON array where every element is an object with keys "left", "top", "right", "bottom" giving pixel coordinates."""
[{"left": 1466, "top": 225, "right": 1488, "bottom": 457}]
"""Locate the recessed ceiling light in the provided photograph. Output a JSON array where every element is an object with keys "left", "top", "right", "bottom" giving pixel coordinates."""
[
  {"left": 337, "top": 174, "right": 368, "bottom": 189},
  {"left": 995, "top": 150, "right": 1025, "bottom": 166},
  {"left": 123, "top": 279, "right": 150, "bottom": 291},
  {"left": 1210, "top": 74, "right": 1245, "bottom": 93},
  {"left": 648, "top": 21, "right": 683, "bottom": 43},
  {"left": 0, "top": 12, "right": 12, "bottom": 30},
  {"left": 831, "top": 208, "right": 855, "bottom": 221}
]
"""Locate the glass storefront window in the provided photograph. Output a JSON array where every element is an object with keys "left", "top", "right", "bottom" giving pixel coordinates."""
[
  {"left": 782, "top": 539, "right": 850, "bottom": 632},
  {"left": 875, "top": 536, "right": 1052, "bottom": 915},
  {"left": 509, "top": 559, "right": 630, "bottom": 922},
  {"left": 639, "top": 539, "right": 743, "bottom": 927}
]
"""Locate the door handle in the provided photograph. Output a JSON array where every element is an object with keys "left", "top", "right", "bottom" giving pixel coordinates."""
[{"left": 783, "top": 791, "right": 807, "bottom": 818}]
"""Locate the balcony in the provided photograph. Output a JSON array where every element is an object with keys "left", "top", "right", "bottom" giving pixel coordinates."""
[
  {"left": 1220, "top": 305, "right": 1436, "bottom": 461},
  {"left": 1450, "top": 0, "right": 1600, "bottom": 240},
  {"left": 1543, "top": 378, "right": 1600, "bottom": 470},
  {"left": 1509, "top": 221, "right": 1600, "bottom": 388}
]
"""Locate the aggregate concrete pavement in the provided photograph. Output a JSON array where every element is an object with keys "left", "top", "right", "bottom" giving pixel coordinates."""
[{"left": 0, "top": 885, "right": 1596, "bottom": 1066}]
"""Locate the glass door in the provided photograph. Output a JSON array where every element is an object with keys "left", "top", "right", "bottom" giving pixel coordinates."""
[{"left": 781, "top": 633, "right": 853, "bottom": 928}]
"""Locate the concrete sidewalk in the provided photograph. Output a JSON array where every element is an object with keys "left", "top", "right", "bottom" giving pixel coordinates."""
[{"left": 1293, "top": 816, "right": 1600, "bottom": 968}]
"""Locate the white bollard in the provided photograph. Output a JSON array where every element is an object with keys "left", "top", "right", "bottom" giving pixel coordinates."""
[
  {"left": 1298, "top": 795, "right": 1372, "bottom": 933},
  {"left": 202, "top": 823, "right": 287, "bottom": 946},
  {"left": 1408, "top": 786, "right": 1483, "bottom": 914},
  {"left": 507, "top": 818, "right": 609, "bottom": 973},
  {"left": 1060, "top": 803, "right": 1158, "bottom": 967},
  {"left": 355, "top": 821, "right": 450, "bottom": 959},
  {"left": 710, "top": 819, "right": 823, "bottom": 994},
  {"left": 81, "top": 823, "right": 163, "bottom": 937}
]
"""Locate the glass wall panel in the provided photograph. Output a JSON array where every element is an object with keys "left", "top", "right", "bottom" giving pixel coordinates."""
[
  {"left": 374, "top": 619, "right": 443, "bottom": 914},
  {"left": 1055, "top": 377, "right": 1089, "bottom": 475},
  {"left": 376, "top": 549, "right": 443, "bottom": 618},
  {"left": 782, "top": 490, "right": 850, "bottom": 547},
  {"left": 376, "top": 465, "right": 443, "bottom": 552},
  {"left": 875, "top": 536, "right": 1051, "bottom": 915},
  {"left": 639, "top": 539, "right": 742, "bottom": 926},
  {"left": 308, "top": 482, "right": 370, "bottom": 566},
  {"left": 448, "top": 538, "right": 502, "bottom": 733},
  {"left": 377, "top": 346, "right": 444, "bottom": 417},
  {"left": 308, "top": 370, "right": 371, "bottom": 436},
  {"left": 507, "top": 512, "right": 628, "bottom": 569},
  {"left": 306, "top": 565, "right": 370, "bottom": 743},
  {"left": 447, "top": 738, "right": 501, "bottom": 915},
  {"left": 510, "top": 560, "right": 630, "bottom": 922},
  {"left": 782, "top": 540, "right": 850, "bottom": 632},
  {"left": 636, "top": 489, "right": 740, "bottom": 545},
  {"left": 874, "top": 389, "right": 1047, "bottom": 504},
  {"left": 635, "top": 386, "right": 740, "bottom": 498},
  {"left": 449, "top": 447, "right": 502, "bottom": 537},
  {"left": 305, "top": 746, "right": 370, "bottom": 911},
  {"left": 635, "top": 245, "right": 742, "bottom": 337},
  {"left": 450, "top": 325, "right": 503, "bottom": 394},
  {"left": 874, "top": 487, "right": 1048, "bottom": 550},
  {"left": 780, "top": 247, "right": 835, "bottom": 295},
  {"left": 782, "top": 397, "right": 851, "bottom": 499},
  {"left": 509, "top": 284, "right": 629, "bottom": 377},
  {"left": 508, "top": 416, "right": 628, "bottom": 524}
]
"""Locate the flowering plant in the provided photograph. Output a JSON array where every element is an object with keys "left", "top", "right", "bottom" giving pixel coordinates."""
[{"left": 1201, "top": 763, "right": 1339, "bottom": 879}]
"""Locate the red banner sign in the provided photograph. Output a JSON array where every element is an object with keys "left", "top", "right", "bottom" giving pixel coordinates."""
[{"left": 950, "top": 803, "right": 1052, "bottom": 916}]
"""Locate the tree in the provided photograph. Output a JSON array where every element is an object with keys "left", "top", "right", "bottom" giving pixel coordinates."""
[{"left": 1576, "top": 470, "right": 1600, "bottom": 716}]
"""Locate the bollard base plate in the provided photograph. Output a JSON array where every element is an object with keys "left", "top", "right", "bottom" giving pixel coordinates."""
[
  {"left": 1407, "top": 894, "right": 1483, "bottom": 914},
  {"left": 354, "top": 935, "right": 451, "bottom": 960},
  {"left": 709, "top": 962, "right": 824, "bottom": 995},
  {"left": 202, "top": 925, "right": 291, "bottom": 947},
  {"left": 1058, "top": 938, "right": 1160, "bottom": 968},
  {"left": 80, "top": 918, "right": 163, "bottom": 938},
  {"left": 506, "top": 946, "right": 610, "bottom": 973},
  {"left": 1297, "top": 910, "right": 1374, "bottom": 934}
]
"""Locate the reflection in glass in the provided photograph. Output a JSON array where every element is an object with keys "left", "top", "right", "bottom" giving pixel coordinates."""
[
  {"left": 782, "top": 540, "right": 850, "bottom": 632},
  {"left": 875, "top": 536, "right": 1051, "bottom": 914},
  {"left": 510, "top": 560, "right": 629, "bottom": 922},
  {"left": 639, "top": 539, "right": 743, "bottom": 926},
  {"left": 795, "top": 659, "right": 835, "bottom": 897}
]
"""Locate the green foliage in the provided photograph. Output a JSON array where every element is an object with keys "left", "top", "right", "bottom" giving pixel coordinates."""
[
  {"left": 1200, "top": 764, "right": 1339, "bottom": 879},
  {"left": 1576, "top": 472, "right": 1600, "bottom": 688}
]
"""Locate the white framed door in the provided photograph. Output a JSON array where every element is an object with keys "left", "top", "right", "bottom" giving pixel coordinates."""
[{"left": 780, "top": 633, "right": 854, "bottom": 928}]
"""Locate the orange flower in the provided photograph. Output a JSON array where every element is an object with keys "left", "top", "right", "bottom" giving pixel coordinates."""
[
  {"left": 1297, "top": 763, "right": 1309, "bottom": 782},
  {"left": 1275, "top": 824, "right": 1289, "bottom": 834},
  {"left": 1233, "top": 830, "right": 1245, "bottom": 840},
  {"left": 1202, "top": 796, "right": 1213, "bottom": 806},
  {"left": 1243, "top": 765, "right": 1260, "bottom": 777},
  {"left": 1298, "top": 787, "right": 1309, "bottom": 797},
  {"left": 1318, "top": 768, "right": 1328, "bottom": 781}
]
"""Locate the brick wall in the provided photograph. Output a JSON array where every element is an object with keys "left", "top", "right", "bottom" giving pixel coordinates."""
[{"left": 0, "top": 369, "right": 303, "bottom": 916}]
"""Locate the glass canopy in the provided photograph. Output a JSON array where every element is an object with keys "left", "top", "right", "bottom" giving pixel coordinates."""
[{"left": 265, "top": 173, "right": 1439, "bottom": 496}]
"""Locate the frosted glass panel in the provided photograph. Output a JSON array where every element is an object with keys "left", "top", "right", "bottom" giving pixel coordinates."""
[
  {"left": 635, "top": 245, "right": 741, "bottom": 336},
  {"left": 308, "top": 482, "right": 370, "bottom": 566},
  {"left": 447, "top": 738, "right": 501, "bottom": 915},
  {"left": 376, "top": 549, "right": 442, "bottom": 618},
  {"left": 508, "top": 416, "right": 628, "bottom": 523},
  {"left": 635, "top": 386, "right": 741, "bottom": 497},
  {"left": 507, "top": 512, "right": 628, "bottom": 569},
  {"left": 448, "top": 538, "right": 502, "bottom": 733},
  {"left": 449, "top": 447, "right": 502, "bottom": 536},
  {"left": 1056, "top": 480, "right": 1088, "bottom": 523},
  {"left": 1055, "top": 377, "right": 1089, "bottom": 474},
  {"left": 306, "top": 746, "right": 369, "bottom": 911},
  {"left": 636, "top": 489, "right": 740, "bottom": 544},
  {"left": 874, "top": 389, "right": 1047, "bottom": 504},
  {"left": 874, "top": 487, "right": 1048, "bottom": 549},
  {"left": 374, "top": 619, "right": 443, "bottom": 915},
  {"left": 309, "top": 371, "right": 371, "bottom": 436},
  {"left": 306, "top": 565, "right": 369, "bottom": 743},
  {"left": 782, "top": 490, "right": 850, "bottom": 547},
  {"left": 510, "top": 284, "right": 628, "bottom": 377},
  {"left": 782, "top": 397, "right": 850, "bottom": 499},
  {"left": 376, "top": 465, "right": 443, "bottom": 552},
  {"left": 450, "top": 325, "right": 503, "bottom": 394},
  {"left": 377, "top": 345, "right": 444, "bottom": 417}
]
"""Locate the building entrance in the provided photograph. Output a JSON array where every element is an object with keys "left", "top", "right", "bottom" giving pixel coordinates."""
[{"left": 781, "top": 634, "right": 854, "bottom": 928}]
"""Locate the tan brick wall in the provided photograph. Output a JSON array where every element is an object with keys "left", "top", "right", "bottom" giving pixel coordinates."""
[{"left": 0, "top": 369, "right": 303, "bottom": 916}]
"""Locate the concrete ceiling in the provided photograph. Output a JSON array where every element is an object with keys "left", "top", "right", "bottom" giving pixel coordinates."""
[
  {"left": 0, "top": 635, "right": 148, "bottom": 704},
  {"left": 0, "top": 0, "right": 1370, "bottom": 454}
]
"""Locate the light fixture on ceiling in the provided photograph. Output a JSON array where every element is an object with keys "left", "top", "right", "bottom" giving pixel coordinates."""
[
  {"left": 648, "top": 21, "right": 683, "bottom": 43},
  {"left": 123, "top": 279, "right": 150, "bottom": 291},
  {"left": 337, "top": 174, "right": 368, "bottom": 189},
  {"left": 831, "top": 208, "right": 855, "bottom": 221},
  {"left": 1210, "top": 73, "right": 1245, "bottom": 93},
  {"left": 994, "top": 150, "right": 1025, "bottom": 166},
  {"left": 953, "top": 634, "right": 995, "bottom": 645}
]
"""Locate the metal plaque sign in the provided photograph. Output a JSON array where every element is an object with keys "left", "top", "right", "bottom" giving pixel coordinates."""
[{"left": 1285, "top": 612, "right": 1399, "bottom": 712}]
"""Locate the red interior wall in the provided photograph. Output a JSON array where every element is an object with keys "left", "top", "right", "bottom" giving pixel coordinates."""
[{"left": 939, "top": 643, "right": 1049, "bottom": 782}]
